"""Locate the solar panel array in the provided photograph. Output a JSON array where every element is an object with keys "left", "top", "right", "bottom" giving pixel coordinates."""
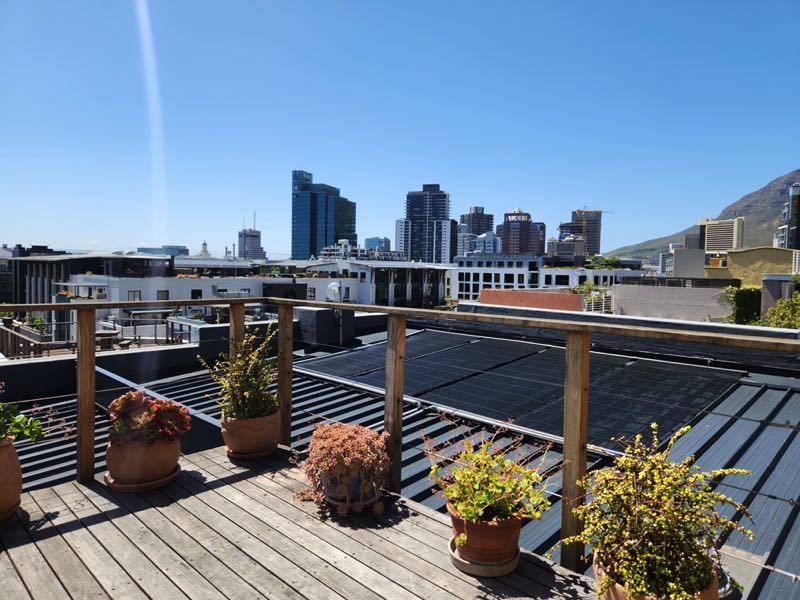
[{"left": 301, "top": 329, "right": 743, "bottom": 448}]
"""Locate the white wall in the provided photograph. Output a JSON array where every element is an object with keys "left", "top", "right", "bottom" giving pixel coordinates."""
[{"left": 612, "top": 284, "right": 730, "bottom": 321}]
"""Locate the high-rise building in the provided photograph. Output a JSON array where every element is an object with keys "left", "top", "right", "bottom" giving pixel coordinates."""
[
  {"left": 291, "top": 170, "right": 357, "bottom": 260},
  {"left": 698, "top": 217, "right": 744, "bottom": 252},
  {"left": 459, "top": 206, "right": 494, "bottom": 236},
  {"left": 495, "top": 209, "right": 546, "bottom": 255},
  {"left": 474, "top": 230, "right": 502, "bottom": 254},
  {"left": 559, "top": 210, "right": 602, "bottom": 256},
  {"left": 238, "top": 228, "right": 266, "bottom": 260},
  {"left": 776, "top": 183, "right": 800, "bottom": 249},
  {"left": 456, "top": 223, "right": 477, "bottom": 256},
  {"left": 395, "top": 184, "right": 454, "bottom": 263},
  {"left": 364, "top": 237, "right": 391, "bottom": 252}
]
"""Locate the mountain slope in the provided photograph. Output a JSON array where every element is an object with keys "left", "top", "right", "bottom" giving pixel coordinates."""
[{"left": 608, "top": 169, "right": 800, "bottom": 259}]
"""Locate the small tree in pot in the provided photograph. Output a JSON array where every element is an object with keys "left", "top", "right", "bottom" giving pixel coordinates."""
[
  {"left": 427, "top": 437, "right": 550, "bottom": 577},
  {"left": 105, "top": 390, "right": 191, "bottom": 492},
  {"left": 199, "top": 330, "right": 280, "bottom": 460},
  {"left": 302, "top": 422, "right": 390, "bottom": 516},
  {"left": 564, "top": 423, "right": 753, "bottom": 600}
]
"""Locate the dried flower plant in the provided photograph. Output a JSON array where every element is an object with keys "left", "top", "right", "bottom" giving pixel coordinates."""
[{"left": 301, "top": 422, "right": 390, "bottom": 516}]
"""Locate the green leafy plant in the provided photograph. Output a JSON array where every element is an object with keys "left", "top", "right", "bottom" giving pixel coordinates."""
[
  {"left": 198, "top": 330, "right": 278, "bottom": 419},
  {"left": 760, "top": 290, "right": 800, "bottom": 329},
  {"left": 302, "top": 422, "right": 390, "bottom": 515},
  {"left": 0, "top": 310, "right": 14, "bottom": 318},
  {"left": 564, "top": 423, "right": 753, "bottom": 600},
  {"left": 725, "top": 285, "right": 761, "bottom": 325},
  {"left": 108, "top": 390, "right": 191, "bottom": 444},
  {"left": 426, "top": 436, "right": 550, "bottom": 546},
  {"left": 0, "top": 382, "right": 68, "bottom": 442},
  {"left": 569, "top": 281, "right": 603, "bottom": 297}
]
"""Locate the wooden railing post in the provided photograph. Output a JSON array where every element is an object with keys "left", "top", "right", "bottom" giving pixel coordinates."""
[
  {"left": 76, "top": 308, "right": 96, "bottom": 483},
  {"left": 561, "top": 330, "right": 591, "bottom": 572},
  {"left": 278, "top": 304, "right": 293, "bottom": 447},
  {"left": 229, "top": 302, "right": 245, "bottom": 350},
  {"left": 384, "top": 314, "right": 406, "bottom": 494}
]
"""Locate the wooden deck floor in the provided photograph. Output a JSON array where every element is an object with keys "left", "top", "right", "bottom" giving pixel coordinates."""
[{"left": 0, "top": 447, "right": 594, "bottom": 599}]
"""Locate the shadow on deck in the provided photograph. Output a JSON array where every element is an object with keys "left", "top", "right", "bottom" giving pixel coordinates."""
[{"left": 0, "top": 447, "right": 595, "bottom": 599}]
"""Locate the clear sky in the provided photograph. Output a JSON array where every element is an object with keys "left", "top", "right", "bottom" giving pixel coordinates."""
[{"left": 1, "top": 1, "right": 798, "bottom": 258}]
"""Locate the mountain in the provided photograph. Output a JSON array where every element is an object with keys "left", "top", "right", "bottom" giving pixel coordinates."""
[{"left": 607, "top": 169, "right": 800, "bottom": 259}]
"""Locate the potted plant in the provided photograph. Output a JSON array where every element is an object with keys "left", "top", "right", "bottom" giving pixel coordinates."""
[
  {"left": 564, "top": 423, "right": 753, "bottom": 600},
  {"left": 0, "top": 311, "right": 14, "bottom": 328},
  {"left": 302, "top": 422, "right": 390, "bottom": 516},
  {"left": 427, "top": 437, "right": 551, "bottom": 576},
  {"left": 0, "top": 382, "right": 67, "bottom": 521},
  {"left": 198, "top": 330, "right": 280, "bottom": 460},
  {"left": 104, "top": 390, "right": 191, "bottom": 492}
]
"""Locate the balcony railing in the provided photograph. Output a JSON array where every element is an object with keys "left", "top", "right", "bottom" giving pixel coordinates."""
[{"left": 2, "top": 296, "right": 800, "bottom": 573}]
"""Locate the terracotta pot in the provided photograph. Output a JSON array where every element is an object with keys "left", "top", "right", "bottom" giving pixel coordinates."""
[
  {"left": 220, "top": 411, "right": 280, "bottom": 458},
  {"left": 0, "top": 439, "right": 21, "bottom": 522},
  {"left": 105, "top": 439, "right": 180, "bottom": 490},
  {"left": 446, "top": 503, "right": 523, "bottom": 564},
  {"left": 593, "top": 558, "right": 719, "bottom": 600}
]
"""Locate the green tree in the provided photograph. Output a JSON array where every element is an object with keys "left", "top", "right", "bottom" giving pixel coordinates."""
[{"left": 760, "top": 291, "right": 800, "bottom": 329}]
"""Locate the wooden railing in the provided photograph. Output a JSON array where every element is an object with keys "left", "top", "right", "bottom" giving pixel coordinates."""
[{"left": 3, "top": 296, "right": 800, "bottom": 572}]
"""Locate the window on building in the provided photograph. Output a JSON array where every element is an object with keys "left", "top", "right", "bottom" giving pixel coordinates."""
[
  {"left": 517, "top": 274, "right": 524, "bottom": 284},
  {"left": 191, "top": 289, "right": 202, "bottom": 299},
  {"left": 458, "top": 261, "right": 464, "bottom": 267},
  {"left": 528, "top": 261, "right": 538, "bottom": 271},
  {"left": 494, "top": 273, "right": 500, "bottom": 283},
  {"left": 458, "top": 272, "right": 464, "bottom": 281},
  {"left": 516, "top": 261, "right": 523, "bottom": 268},
  {"left": 545, "top": 274, "right": 552, "bottom": 285},
  {"left": 343, "top": 287, "right": 350, "bottom": 300},
  {"left": 464, "top": 272, "right": 470, "bottom": 281},
  {"left": 504, "top": 273, "right": 514, "bottom": 283},
  {"left": 307, "top": 288, "right": 316, "bottom": 300},
  {"left": 472, "top": 283, "right": 479, "bottom": 293},
  {"left": 477, "top": 261, "right": 483, "bottom": 267},
  {"left": 578, "top": 276, "right": 587, "bottom": 284},
  {"left": 555, "top": 275, "right": 570, "bottom": 286},
  {"left": 128, "top": 290, "right": 141, "bottom": 301},
  {"left": 156, "top": 290, "right": 169, "bottom": 300},
  {"left": 466, "top": 261, "right": 473, "bottom": 267},
  {"left": 483, "top": 273, "right": 492, "bottom": 283},
  {"left": 529, "top": 273, "right": 539, "bottom": 285}
]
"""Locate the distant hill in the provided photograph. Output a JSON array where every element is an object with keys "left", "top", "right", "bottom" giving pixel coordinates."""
[{"left": 608, "top": 169, "right": 800, "bottom": 260}]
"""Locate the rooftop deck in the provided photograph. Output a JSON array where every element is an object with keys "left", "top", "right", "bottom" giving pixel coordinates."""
[{"left": 1, "top": 446, "right": 595, "bottom": 600}]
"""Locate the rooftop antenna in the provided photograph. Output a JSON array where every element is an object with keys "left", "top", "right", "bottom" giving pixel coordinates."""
[{"left": 253, "top": 211, "right": 256, "bottom": 230}]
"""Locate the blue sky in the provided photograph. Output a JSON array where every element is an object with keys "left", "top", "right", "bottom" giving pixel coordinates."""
[{"left": 1, "top": 1, "right": 798, "bottom": 258}]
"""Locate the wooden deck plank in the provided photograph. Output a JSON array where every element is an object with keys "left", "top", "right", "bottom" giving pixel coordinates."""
[
  {"left": 270, "top": 456, "right": 595, "bottom": 599},
  {"left": 141, "top": 487, "right": 306, "bottom": 600},
  {"left": 73, "top": 483, "right": 227, "bottom": 600},
  {"left": 99, "top": 484, "right": 266, "bottom": 600},
  {"left": 159, "top": 474, "right": 347, "bottom": 600},
  {"left": 199, "top": 449, "right": 543, "bottom": 600},
  {"left": 9, "top": 447, "right": 593, "bottom": 600},
  {"left": 0, "top": 509, "right": 69, "bottom": 600},
  {"left": 181, "top": 453, "right": 444, "bottom": 600},
  {"left": 63, "top": 483, "right": 191, "bottom": 600},
  {"left": 0, "top": 537, "right": 32, "bottom": 600},
  {"left": 174, "top": 468, "right": 381, "bottom": 600},
  {"left": 19, "top": 492, "right": 110, "bottom": 600},
  {"left": 35, "top": 487, "right": 149, "bottom": 600},
  {"left": 261, "top": 463, "right": 544, "bottom": 599}
]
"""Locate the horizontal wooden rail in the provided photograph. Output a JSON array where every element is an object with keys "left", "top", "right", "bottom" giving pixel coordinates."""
[{"left": 2, "top": 296, "right": 799, "bottom": 353}]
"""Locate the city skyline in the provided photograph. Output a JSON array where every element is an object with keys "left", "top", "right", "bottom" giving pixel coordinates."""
[{"left": 1, "top": 2, "right": 798, "bottom": 257}]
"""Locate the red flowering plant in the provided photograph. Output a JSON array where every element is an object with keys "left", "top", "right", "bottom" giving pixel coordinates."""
[
  {"left": 301, "top": 422, "right": 390, "bottom": 516},
  {"left": 108, "top": 391, "right": 191, "bottom": 444}
]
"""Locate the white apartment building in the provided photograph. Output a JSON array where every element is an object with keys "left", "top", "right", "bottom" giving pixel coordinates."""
[{"left": 453, "top": 254, "right": 643, "bottom": 301}]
